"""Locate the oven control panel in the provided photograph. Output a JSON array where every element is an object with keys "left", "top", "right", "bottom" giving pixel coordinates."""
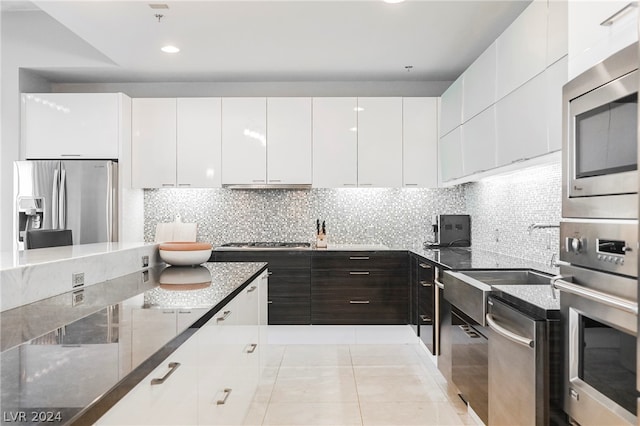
[{"left": 560, "top": 220, "right": 637, "bottom": 277}]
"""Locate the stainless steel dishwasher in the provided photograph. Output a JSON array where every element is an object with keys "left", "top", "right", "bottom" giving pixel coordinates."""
[{"left": 486, "top": 295, "right": 547, "bottom": 426}]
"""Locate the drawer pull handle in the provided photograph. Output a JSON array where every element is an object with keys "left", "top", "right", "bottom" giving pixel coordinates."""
[
  {"left": 486, "top": 314, "right": 534, "bottom": 348},
  {"left": 601, "top": 2, "right": 637, "bottom": 26},
  {"left": 178, "top": 310, "right": 191, "bottom": 314},
  {"left": 177, "top": 183, "right": 191, "bottom": 187},
  {"left": 267, "top": 272, "right": 273, "bottom": 276},
  {"left": 246, "top": 343, "right": 258, "bottom": 353},
  {"left": 434, "top": 278, "right": 445, "bottom": 290},
  {"left": 350, "top": 271, "right": 370, "bottom": 275},
  {"left": 420, "top": 281, "right": 432, "bottom": 287},
  {"left": 162, "top": 310, "right": 176, "bottom": 314},
  {"left": 267, "top": 300, "right": 273, "bottom": 304},
  {"left": 161, "top": 183, "right": 175, "bottom": 187},
  {"left": 350, "top": 300, "right": 370, "bottom": 304},
  {"left": 420, "top": 315, "right": 432, "bottom": 322},
  {"left": 151, "top": 362, "right": 180, "bottom": 385},
  {"left": 247, "top": 285, "right": 257, "bottom": 293},
  {"left": 350, "top": 256, "right": 370, "bottom": 260},
  {"left": 216, "top": 388, "right": 233, "bottom": 405},
  {"left": 216, "top": 310, "right": 232, "bottom": 322},
  {"left": 419, "top": 263, "right": 430, "bottom": 269}
]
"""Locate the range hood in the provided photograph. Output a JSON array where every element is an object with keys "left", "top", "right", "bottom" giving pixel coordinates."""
[{"left": 222, "top": 183, "right": 312, "bottom": 190}]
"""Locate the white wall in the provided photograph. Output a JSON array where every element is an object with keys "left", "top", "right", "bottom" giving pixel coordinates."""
[{"left": 51, "top": 80, "right": 451, "bottom": 98}]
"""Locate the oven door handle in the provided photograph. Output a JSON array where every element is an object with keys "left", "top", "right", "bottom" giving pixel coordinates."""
[
  {"left": 486, "top": 314, "right": 534, "bottom": 348},
  {"left": 551, "top": 276, "right": 638, "bottom": 315}
]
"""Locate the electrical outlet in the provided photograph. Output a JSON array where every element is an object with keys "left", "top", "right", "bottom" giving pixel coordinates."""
[
  {"left": 72, "top": 272, "right": 84, "bottom": 288},
  {"left": 142, "top": 255, "right": 149, "bottom": 268},
  {"left": 72, "top": 289, "right": 85, "bottom": 306}
]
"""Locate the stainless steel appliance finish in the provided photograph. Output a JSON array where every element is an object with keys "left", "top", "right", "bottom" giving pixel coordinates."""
[
  {"left": 426, "top": 214, "right": 471, "bottom": 247},
  {"left": 560, "top": 219, "right": 638, "bottom": 276},
  {"left": 449, "top": 305, "right": 489, "bottom": 424},
  {"left": 14, "top": 160, "right": 118, "bottom": 250},
  {"left": 217, "top": 242, "right": 311, "bottom": 250},
  {"left": 443, "top": 269, "right": 552, "bottom": 326},
  {"left": 487, "top": 296, "right": 547, "bottom": 426},
  {"left": 562, "top": 42, "right": 638, "bottom": 219},
  {"left": 553, "top": 265, "right": 638, "bottom": 426}
]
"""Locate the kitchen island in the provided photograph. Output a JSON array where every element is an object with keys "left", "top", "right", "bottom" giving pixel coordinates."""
[
  {"left": 0, "top": 242, "right": 161, "bottom": 311},
  {"left": 0, "top": 261, "right": 267, "bottom": 425}
]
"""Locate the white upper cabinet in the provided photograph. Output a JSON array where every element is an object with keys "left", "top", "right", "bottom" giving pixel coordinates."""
[
  {"left": 132, "top": 98, "right": 177, "bottom": 188},
  {"left": 132, "top": 98, "right": 222, "bottom": 188},
  {"left": 266, "top": 98, "right": 312, "bottom": 185},
  {"left": 568, "top": 0, "right": 638, "bottom": 79},
  {"left": 439, "top": 127, "right": 463, "bottom": 184},
  {"left": 176, "top": 98, "right": 222, "bottom": 188},
  {"left": 439, "top": 77, "right": 464, "bottom": 136},
  {"left": 312, "top": 97, "right": 358, "bottom": 188},
  {"left": 463, "top": 42, "right": 497, "bottom": 121},
  {"left": 22, "top": 93, "right": 123, "bottom": 159},
  {"left": 547, "top": 0, "right": 568, "bottom": 66},
  {"left": 462, "top": 106, "right": 497, "bottom": 176},
  {"left": 357, "top": 97, "right": 403, "bottom": 188},
  {"left": 496, "top": 0, "right": 548, "bottom": 100},
  {"left": 496, "top": 71, "right": 548, "bottom": 166},
  {"left": 546, "top": 56, "right": 568, "bottom": 153},
  {"left": 403, "top": 97, "right": 438, "bottom": 188},
  {"left": 221, "top": 98, "right": 267, "bottom": 185}
]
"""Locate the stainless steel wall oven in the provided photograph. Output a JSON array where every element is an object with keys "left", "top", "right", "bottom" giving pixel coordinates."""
[{"left": 557, "top": 42, "right": 639, "bottom": 426}]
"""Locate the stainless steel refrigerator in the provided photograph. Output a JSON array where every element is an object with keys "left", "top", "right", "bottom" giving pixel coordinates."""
[{"left": 14, "top": 160, "right": 118, "bottom": 250}]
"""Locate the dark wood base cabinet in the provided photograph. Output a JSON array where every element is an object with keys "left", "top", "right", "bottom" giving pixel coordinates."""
[
  {"left": 213, "top": 251, "right": 311, "bottom": 325},
  {"left": 311, "top": 252, "right": 409, "bottom": 325}
]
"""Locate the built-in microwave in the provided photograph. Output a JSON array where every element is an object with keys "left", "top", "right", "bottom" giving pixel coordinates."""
[{"left": 562, "top": 42, "right": 638, "bottom": 219}]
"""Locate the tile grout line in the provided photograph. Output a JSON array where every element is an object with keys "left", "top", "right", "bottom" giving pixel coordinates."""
[
  {"left": 349, "top": 344, "right": 366, "bottom": 426},
  {"left": 260, "top": 345, "right": 286, "bottom": 426}
]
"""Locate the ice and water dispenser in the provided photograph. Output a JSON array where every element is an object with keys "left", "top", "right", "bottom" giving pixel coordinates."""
[{"left": 17, "top": 196, "right": 44, "bottom": 243}]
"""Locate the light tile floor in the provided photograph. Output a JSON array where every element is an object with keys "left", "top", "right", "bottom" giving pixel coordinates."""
[{"left": 244, "top": 326, "right": 478, "bottom": 426}]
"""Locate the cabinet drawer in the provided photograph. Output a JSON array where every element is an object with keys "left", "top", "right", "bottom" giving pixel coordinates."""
[
  {"left": 214, "top": 251, "right": 310, "bottom": 269},
  {"left": 311, "top": 298, "right": 407, "bottom": 325},
  {"left": 268, "top": 299, "right": 311, "bottom": 325},
  {"left": 312, "top": 253, "right": 407, "bottom": 271}
]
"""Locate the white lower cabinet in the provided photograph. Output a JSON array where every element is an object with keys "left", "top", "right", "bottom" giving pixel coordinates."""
[{"left": 98, "top": 271, "right": 267, "bottom": 425}]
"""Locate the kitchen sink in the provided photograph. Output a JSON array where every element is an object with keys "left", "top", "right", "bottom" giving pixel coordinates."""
[
  {"left": 459, "top": 269, "right": 551, "bottom": 285},
  {"left": 443, "top": 269, "right": 552, "bottom": 325}
]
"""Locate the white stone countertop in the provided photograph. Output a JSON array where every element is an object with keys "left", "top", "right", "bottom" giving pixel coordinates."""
[{"left": 0, "top": 242, "right": 156, "bottom": 271}]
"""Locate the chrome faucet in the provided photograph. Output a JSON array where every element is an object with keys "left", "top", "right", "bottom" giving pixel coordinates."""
[{"left": 527, "top": 223, "right": 560, "bottom": 235}]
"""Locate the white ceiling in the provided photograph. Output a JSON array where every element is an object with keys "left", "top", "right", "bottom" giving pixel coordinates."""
[{"left": 17, "top": 0, "right": 530, "bottom": 83}]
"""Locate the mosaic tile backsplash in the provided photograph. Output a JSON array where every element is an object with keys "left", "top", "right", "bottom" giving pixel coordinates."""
[
  {"left": 144, "top": 161, "right": 562, "bottom": 265},
  {"left": 465, "top": 162, "right": 562, "bottom": 266}
]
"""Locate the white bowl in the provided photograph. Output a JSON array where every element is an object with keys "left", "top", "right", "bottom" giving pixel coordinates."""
[
  {"left": 159, "top": 266, "right": 211, "bottom": 290},
  {"left": 158, "top": 242, "right": 212, "bottom": 266}
]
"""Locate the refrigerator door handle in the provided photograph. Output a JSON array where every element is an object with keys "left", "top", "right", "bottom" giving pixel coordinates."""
[
  {"left": 52, "top": 168, "right": 60, "bottom": 229},
  {"left": 106, "top": 162, "right": 113, "bottom": 241},
  {"left": 59, "top": 168, "right": 67, "bottom": 229}
]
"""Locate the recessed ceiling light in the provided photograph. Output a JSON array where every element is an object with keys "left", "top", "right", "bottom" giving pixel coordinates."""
[
  {"left": 161, "top": 45, "right": 180, "bottom": 54},
  {"left": 383, "top": 0, "right": 405, "bottom": 3},
  {"left": 149, "top": 3, "right": 169, "bottom": 9}
]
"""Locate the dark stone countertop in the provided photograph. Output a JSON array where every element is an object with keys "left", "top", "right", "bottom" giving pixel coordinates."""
[
  {"left": 409, "top": 246, "right": 560, "bottom": 319},
  {"left": 0, "top": 261, "right": 267, "bottom": 425}
]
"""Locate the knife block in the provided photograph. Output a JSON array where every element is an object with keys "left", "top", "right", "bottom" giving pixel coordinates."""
[{"left": 316, "top": 233, "right": 327, "bottom": 249}]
